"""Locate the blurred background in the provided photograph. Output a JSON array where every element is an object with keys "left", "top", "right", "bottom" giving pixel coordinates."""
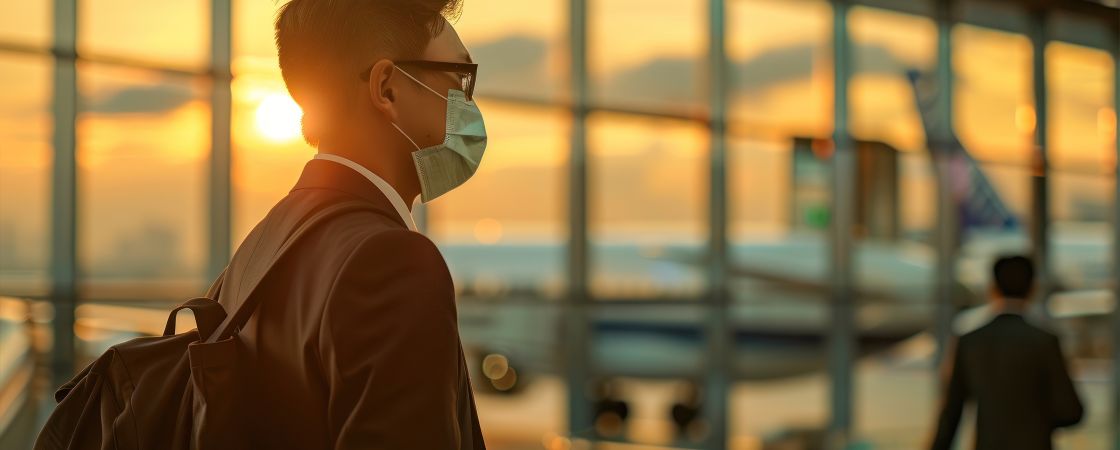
[{"left": 0, "top": 0, "right": 1118, "bottom": 448}]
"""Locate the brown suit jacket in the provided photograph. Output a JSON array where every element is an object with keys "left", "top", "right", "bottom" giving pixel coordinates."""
[{"left": 225, "top": 158, "right": 485, "bottom": 449}]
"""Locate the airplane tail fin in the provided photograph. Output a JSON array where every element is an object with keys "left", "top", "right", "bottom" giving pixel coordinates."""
[{"left": 906, "top": 70, "right": 1019, "bottom": 234}]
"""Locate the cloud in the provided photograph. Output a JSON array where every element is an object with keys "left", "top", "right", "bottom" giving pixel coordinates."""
[
  {"left": 83, "top": 83, "right": 198, "bottom": 115},
  {"left": 470, "top": 35, "right": 557, "bottom": 99},
  {"left": 594, "top": 42, "right": 913, "bottom": 107}
]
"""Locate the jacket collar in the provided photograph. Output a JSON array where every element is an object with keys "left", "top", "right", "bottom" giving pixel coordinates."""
[{"left": 289, "top": 158, "right": 408, "bottom": 229}]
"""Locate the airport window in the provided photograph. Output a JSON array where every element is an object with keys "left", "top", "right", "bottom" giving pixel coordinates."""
[
  {"left": 588, "top": 112, "right": 708, "bottom": 300},
  {"left": 0, "top": 0, "right": 1117, "bottom": 447},
  {"left": 1049, "top": 41, "right": 1115, "bottom": 291},
  {"left": 76, "top": 63, "right": 210, "bottom": 301},
  {"left": 0, "top": 0, "right": 50, "bottom": 48},
  {"left": 453, "top": 0, "right": 567, "bottom": 102},
  {"left": 233, "top": 0, "right": 282, "bottom": 61},
  {"left": 589, "top": 0, "right": 706, "bottom": 114},
  {"left": 230, "top": 0, "right": 319, "bottom": 249},
  {"left": 1048, "top": 41, "right": 1115, "bottom": 172},
  {"left": 727, "top": 0, "right": 833, "bottom": 293},
  {"left": 427, "top": 103, "right": 569, "bottom": 300},
  {"left": 229, "top": 66, "right": 315, "bottom": 250},
  {"left": 850, "top": 6, "right": 936, "bottom": 153},
  {"left": 953, "top": 24, "right": 1034, "bottom": 166},
  {"left": 728, "top": 136, "right": 792, "bottom": 236},
  {"left": 0, "top": 54, "right": 53, "bottom": 298},
  {"left": 850, "top": 6, "right": 937, "bottom": 236},
  {"left": 728, "top": 0, "right": 832, "bottom": 137},
  {"left": 79, "top": 0, "right": 209, "bottom": 70}
]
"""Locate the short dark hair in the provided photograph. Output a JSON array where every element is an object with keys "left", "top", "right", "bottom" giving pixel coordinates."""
[
  {"left": 275, "top": 0, "right": 463, "bottom": 146},
  {"left": 992, "top": 255, "right": 1034, "bottom": 300}
]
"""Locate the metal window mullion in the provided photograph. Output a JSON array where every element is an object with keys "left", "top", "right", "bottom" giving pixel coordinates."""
[
  {"left": 828, "top": 0, "right": 857, "bottom": 447},
  {"left": 207, "top": 0, "right": 232, "bottom": 284},
  {"left": 1029, "top": 8, "right": 1051, "bottom": 317},
  {"left": 565, "top": 0, "right": 592, "bottom": 439},
  {"left": 933, "top": 0, "right": 959, "bottom": 372},
  {"left": 48, "top": 0, "right": 79, "bottom": 387},
  {"left": 1111, "top": 26, "right": 1120, "bottom": 450},
  {"left": 702, "top": 0, "right": 731, "bottom": 447}
]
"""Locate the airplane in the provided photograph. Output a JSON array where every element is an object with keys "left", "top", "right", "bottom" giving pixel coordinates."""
[{"left": 445, "top": 70, "right": 1114, "bottom": 397}]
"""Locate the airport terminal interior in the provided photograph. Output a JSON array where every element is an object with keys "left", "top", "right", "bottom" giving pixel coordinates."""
[{"left": 1, "top": 0, "right": 1118, "bottom": 448}]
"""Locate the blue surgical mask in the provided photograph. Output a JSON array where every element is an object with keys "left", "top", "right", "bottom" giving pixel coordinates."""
[{"left": 391, "top": 66, "right": 488, "bottom": 203}]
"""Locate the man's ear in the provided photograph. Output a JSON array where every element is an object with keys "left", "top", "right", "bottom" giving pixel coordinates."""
[{"left": 367, "top": 59, "right": 398, "bottom": 121}]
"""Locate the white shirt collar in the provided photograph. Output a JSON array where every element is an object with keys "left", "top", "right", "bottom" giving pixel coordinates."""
[{"left": 311, "top": 152, "right": 419, "bottom": 232}]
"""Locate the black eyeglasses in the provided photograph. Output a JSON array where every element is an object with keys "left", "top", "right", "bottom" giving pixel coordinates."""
[{"left": 359, "top": 60, "right": 478, "bottom": 101}]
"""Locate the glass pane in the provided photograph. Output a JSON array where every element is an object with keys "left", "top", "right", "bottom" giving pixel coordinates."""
[
  {"left": 77, "top": 63, "right": 210, "bottom": 301},
  {"left": 850, "top": 6, "right": 936, "bottom": 153},
  {"left": 728, "top": 0, "right": 832, "bottom": 137},
  {"left": 588, "top": 112, "right": 707, "bottom": 300},
  {"left": 951, "top": 160, "right": 1031, "bottom": 311},
  {"left": 230, "top": 69, "right": 312, "bottom": 249},
  {"left": 849, "top": 7, "right": 939, "bottom": 446},
  {"left": 231, "top": 0, "right": 313, "bottom": 248},
  {"left": 726, "top": 3, "right": 835, "bottom": 436},
  {"left": 1047, "top": 41, "right": 1115, "bottom": 172},
  {"left": 731, "top": 375, "right": 828, "bottom": 447},
  {"left": 80, "top": 0, "right": 209, "bottom": 69},
  {"left": 589, "top": 0, "right": 706, "bottom": 113},
  {"left": 471, "top": 374, "right": 569, "bottom": 447},
  {"left": 1051, "top": 170, "right": 1113, "bottom": 292},
  {"left": 454, "top": 0, "right": 566, "bottom": 101},
  {"left": 0, "top": 54, "right": 52, "bottom": 297},
  {"left": 728, "top": 134, "right": 830, "bottom": 443},
  {"left": 428, "top": 103, "right": 567, "bottom": 300},
  {"left": 1048, "top": 37, "right": 1115, "bottom": 443},
  {"left": 234, "top": 0, "right": 281, "bottom": 60},
  {"left": 0, "top": 0, "right": 50, "bottom": 47},
  {"left": 953, "top": 24, "right": 1033, "bottom": 165},
  {"left": 728, "top": 136, "right": 790, "bottom": 235}
]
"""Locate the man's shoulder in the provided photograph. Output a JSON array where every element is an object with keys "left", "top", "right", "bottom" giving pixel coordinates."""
[
  {"left": 322, "top": 228, "right": 455, "bottom": 320},
  {"left": 961, "top": 314, "right": 1058, "bottom": 345},
  {"left": 261, "top": 192, "right": 441, "bottom": 283},
  {"left": 280, "top": 190, "right": 414, "bottom": 254}
]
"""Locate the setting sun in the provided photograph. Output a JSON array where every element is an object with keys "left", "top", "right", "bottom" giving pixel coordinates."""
[{"left": 255, "top": 93, "right": 303, "bottom": 142}]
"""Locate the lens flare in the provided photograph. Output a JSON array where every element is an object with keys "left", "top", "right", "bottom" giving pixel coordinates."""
[{"left": 255, "top": 94, "right": 303, "bottom": 142}]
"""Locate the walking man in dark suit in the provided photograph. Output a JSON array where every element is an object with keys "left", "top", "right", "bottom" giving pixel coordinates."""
[
  {"left": 216, "top": 0, "right": 489, "bottom": 447},
  {"left": 930, "top": 256, "right": 1084, "bottom": 450}
]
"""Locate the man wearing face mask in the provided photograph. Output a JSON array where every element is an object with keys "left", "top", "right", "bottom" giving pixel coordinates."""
[{"left": 219, "top": 0, "right": 486, "bottom": 448}]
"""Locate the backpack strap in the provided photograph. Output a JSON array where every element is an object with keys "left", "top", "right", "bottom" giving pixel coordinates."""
[
  {"left": 164, "top": 297, "right": 227, "bottom": 337},
  {"left": 203, "top": 200, "right": 379, "bottom": 344}
]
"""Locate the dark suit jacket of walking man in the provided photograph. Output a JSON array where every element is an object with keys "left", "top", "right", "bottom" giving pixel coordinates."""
[
  {"left": 224, "top": 0, "right": 490, "bottom": 447},
  {"left": 930, "top": 256, "right": 1083, "bottom": 450}
]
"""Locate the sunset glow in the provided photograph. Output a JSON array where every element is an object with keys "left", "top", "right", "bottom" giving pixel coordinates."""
[{"left": 254, "top": 93, "right": 303, "bottom": 142}]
